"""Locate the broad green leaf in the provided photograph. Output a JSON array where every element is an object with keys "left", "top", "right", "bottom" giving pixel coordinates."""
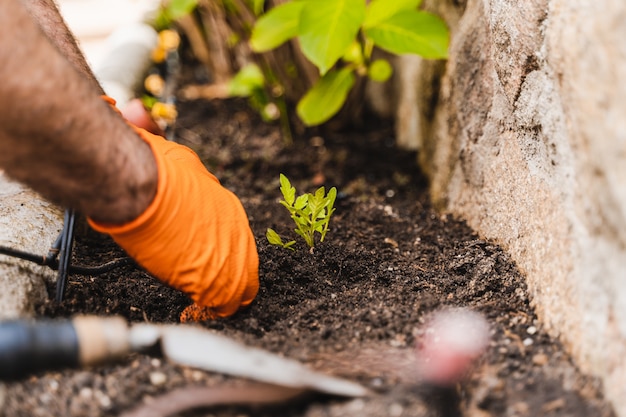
[
  {"left": 167, "top": 0, "right": 198, "bottom": 20},
  {"left": 363, "top": 0, "right": 422, "bottom": 28},
  {"left": 280, "top": 173, "right": 296, "bottom": 205},
  {"left": 247, "top": 0, "right": 265, "bottom": 15},
  {"left": 297, "top": 67, "right": 356, "bottom": 126},
  {"left": 250, "top": 2, "right": 305, "bottom": 52},
  {"left": 368, "top": 59, "right": 393, "bottom": 82},
  {"left": 364, "top": 11, "right": 449, "bottom": 59},
  {"left": 298, "top": 0, "right": 366, "bottom": 75},
  {"left": 228, "top": 64, "right": 265, "bottom": 97}
]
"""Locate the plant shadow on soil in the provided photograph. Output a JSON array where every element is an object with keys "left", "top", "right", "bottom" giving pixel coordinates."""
[{"left": 1, "top": 64, "right": 617, "bottom": 417}]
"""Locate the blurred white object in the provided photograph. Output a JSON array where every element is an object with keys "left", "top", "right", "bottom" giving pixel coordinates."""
[
  {"left": 416, "top": 307, "right": 490, "bottom": 386},
  {"left": 58, "top": 0, "right": 160, "bottom": 38},
  {"left": 94, "top": 23, "right": 159, "bottom": 106},
  {"left": 58, "top": 0, "right": 161, "bottom": 106}
]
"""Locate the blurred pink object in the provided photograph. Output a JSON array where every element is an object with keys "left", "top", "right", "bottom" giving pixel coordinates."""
[
  {"left": 416, "top": 307, "right": 490, "bottom": 386},
  {"left": 120, "top": 98, "right": 165, "bottom": 136}
]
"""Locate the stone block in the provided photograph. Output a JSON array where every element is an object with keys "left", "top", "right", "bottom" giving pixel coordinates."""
[
  {"left": 391, "top": 0, "right": 626, "bottom": 414},
  {"left": 0, "top": 173, "right": 63, "bottom": 318}
]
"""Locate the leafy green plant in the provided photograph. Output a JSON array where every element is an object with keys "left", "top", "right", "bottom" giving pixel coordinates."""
[
  {"left": 267, "top": 174, "right": 337, "bottom": 251},
  {"left": 154, "top": 0, "right": 199, "bottom": 30},
  {"left": 228, "top": 63, "right": 281, "bottom": 122},
  {"left": 247, "top": 0, "right": 449, "bottom": 126},
  {"left": 153, "top": 0, "right": 448, "bottom": 131}
]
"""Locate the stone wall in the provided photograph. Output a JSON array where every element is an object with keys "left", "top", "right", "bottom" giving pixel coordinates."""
[
  {"left": 391, "top": 0, "right": 626, "bottom": 414},
  {"left": 0, "top": 174, "right": 63, "bottom": 318}
]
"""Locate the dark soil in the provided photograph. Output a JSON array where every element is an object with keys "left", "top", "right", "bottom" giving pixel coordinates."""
[{"left": 0, "top": 59, "right": 617, "bottom": 417}]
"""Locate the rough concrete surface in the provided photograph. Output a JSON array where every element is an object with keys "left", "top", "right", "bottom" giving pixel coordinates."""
[
  {"left": 0, "top": 174, "right": 63, "bottom": 319},
  {"left": 392, "top": 0, "right": 626, "bottom": 415}
]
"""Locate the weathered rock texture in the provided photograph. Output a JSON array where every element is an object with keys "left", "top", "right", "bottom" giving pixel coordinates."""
[
  {"left": 392, "top": 0, "right": 626, "bottom": 414},
  {"left": 0, "top": 174, "right": 63, "bottom": 318}
]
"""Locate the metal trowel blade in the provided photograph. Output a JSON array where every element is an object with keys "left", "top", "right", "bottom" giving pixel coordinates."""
[{"left": 132, "top": 324, "right": 370, "bottom": 397}]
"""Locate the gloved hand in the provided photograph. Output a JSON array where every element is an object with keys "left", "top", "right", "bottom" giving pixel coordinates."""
[{"left": 89, "top": 98, "right": 259, "bottom": 321}]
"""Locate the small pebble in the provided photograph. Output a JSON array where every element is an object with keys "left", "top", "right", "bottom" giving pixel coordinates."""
[
  {"left": 542, "top": 398, "right": 566, "bottom": 413},
  {"left": 191, "top": 370, "right": 205, "bottom": 381},
  {"left": 49, "top": 379, "right": 59, "bottom": 392},
  {"left": 370, "top": 377, "right": 384, "bottom": 388},
  {"left": 522, "top": 337, "right": 534, "bottom": 346},
  {"left": 151, "top": 358, "right": 162, "bottom": 367},
  {"left": 150, "top": 371, "right": 168, "bottom": 386},
  {"left": 532, "top": 353, "right": 549, "bottom": 366},
  {"left": 346, "top": 399, "right": 365, "bottom": 411},
  {"left": 95, "top": 391, "right": 112, "bottom": 408},
  {"left": 310, "top": 136, "right": 324, "bottom": 147},
  {"left": 79, "top": 387, "right": 93, "bottom": 399},
  {"left": 526, "top": 326, "right": 537, "bottom": 335},
  {"left": 389, "top": 402, "right": 404, "bottom": 417},
  {"left": 510, "top": 401, "right": 530, "bottom": 415}
]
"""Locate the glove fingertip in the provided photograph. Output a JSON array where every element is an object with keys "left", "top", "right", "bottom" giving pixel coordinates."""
[{"left": 179, "top": 304, "right": 217, "bottom": 323}]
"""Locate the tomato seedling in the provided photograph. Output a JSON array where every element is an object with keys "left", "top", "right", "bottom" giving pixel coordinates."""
[{"left": 267, "top": 174, "right": 337, "bottom": 251}]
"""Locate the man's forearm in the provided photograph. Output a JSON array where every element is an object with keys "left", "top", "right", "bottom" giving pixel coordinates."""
[
  {"left": 0, "top": 0, "right": 157, "bottom": 224},
  {"left": 18, "top": 0, "right": 103, "bottom": 93}
]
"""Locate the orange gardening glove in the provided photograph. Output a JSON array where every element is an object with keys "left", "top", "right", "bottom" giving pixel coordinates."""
[{"left": 89, "top": 98, "right": 259, "bottom": 321}]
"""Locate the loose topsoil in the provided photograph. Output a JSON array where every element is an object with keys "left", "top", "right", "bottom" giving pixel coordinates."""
[{"left": 0, "top": 55, "right": 617, "bottom": 417}]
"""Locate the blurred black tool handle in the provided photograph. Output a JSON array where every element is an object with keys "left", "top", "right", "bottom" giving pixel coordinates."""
[
  {"left": 0, "top": 318, "right": 79, "bottom": 380},
  {"left": 0, "top": 315, "right": 131, "bottom": 381}
]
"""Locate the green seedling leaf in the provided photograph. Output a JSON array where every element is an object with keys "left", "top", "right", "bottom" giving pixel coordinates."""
[
  {"left": 314, "top": 186, "right": 326, "bottom": 200},
  {"left": 368, "top": 59, "right": 393, "bottom": 82},
  {"left": 364, "top": 11, "right": 449, "bottom": 59},
  {"left": 228, "top": 63, "right": 265, "bottom": 97},
  {"left": 167, "top": 0, "right": 198, "bottom": 20},
  {"left": 294, "top": 194, "right": 307, "bottom": 210},
  {"left": 325, "top": 187, "right": 337, "bottom": 214},
  {"left": 250, "top": 1, "right": 305, "bottom": 52},
  {"left": 279, "top": 173, "right": 296, "bottom": 206},
  {"left": 266, "top": 228, "right": 283, "bottom": 245},
  {"left": 296, "top": 67, "right": 356, "bottom": 126},
  {"left": 298, "top": 0, "right": 366, "bottom": 75},
  {"left": 266, "top": 228, "right": 296, "bottom": 250},
  {"left": 363, "top": 0, "right": 422, "bottom": 28},
  {"left": 320, "top": 187, "right": 336, "bottom": 241}
]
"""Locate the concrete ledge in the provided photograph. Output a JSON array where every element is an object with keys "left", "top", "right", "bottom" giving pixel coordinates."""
[{"left": 0, "top": 174, "right": 62, "bottom": 318}]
